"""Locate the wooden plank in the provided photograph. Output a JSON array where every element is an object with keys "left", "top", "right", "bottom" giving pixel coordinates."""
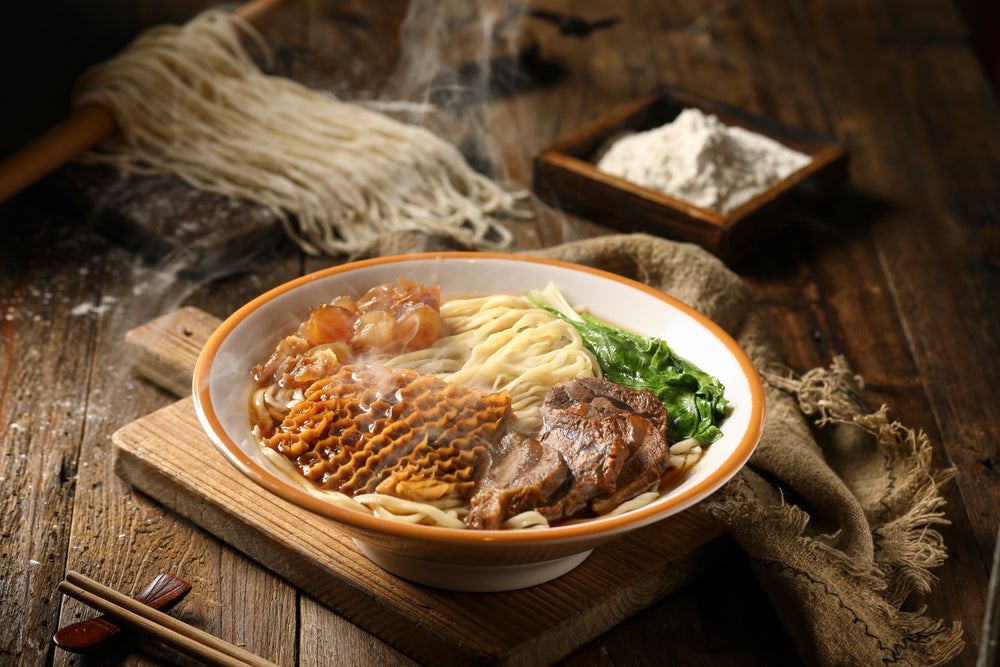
[
  {"left": 110, "top": 307, "right": 731, "bottom": 666},
  {"left": 2, "top": 1, "right": 986, "bottom": 665},
  {"left": 50, "top": 245, "right": 300, "bottom": 667},
  {"left": 636, "top": 0, "right": 984, "bottom": 661},
  {"left": 46, "top": 165, "right": 286, "bottom": 276},
  {"left": 717, "top": 1, "right": 990, "bottom": 662},
  {"left": 0, "top": 210, "right": 111, "bottom": 666},
  {"left": 768, "top": 1, "right": 997, "bottom": 660},
  {"left": 124, "top": 306, "right": 221, "bottom": 397}
]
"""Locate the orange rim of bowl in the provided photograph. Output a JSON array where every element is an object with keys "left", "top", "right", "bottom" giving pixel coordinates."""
[{"left": 192, "top": 251, "right": 765, "bottom": 547}]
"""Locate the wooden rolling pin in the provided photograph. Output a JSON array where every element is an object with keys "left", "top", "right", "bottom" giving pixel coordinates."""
[{"left": 0, "top": 0, "right": 293, "bottom": 204}]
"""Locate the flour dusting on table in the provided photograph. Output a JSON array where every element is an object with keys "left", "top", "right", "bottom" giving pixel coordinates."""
[{"left": 596, "top": 108, "right": 811, "bottom": 213}]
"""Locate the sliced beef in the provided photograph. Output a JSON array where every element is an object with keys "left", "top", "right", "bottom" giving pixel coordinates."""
[
  {"left": 466, "top": 432, "right": 571, "bottom": 530},
  {"left": 535, "top": 411, "right": 634, "bottom": 512},
  {"left": 588, "top": 414, "right": 671, "bottom": 515},
  {"left": 466, "top": 377, "right": 672, "bottom": 528},
  {"left": 542, "top": 375, "right": 667, "bottom": 431},
  {"left": 539, "top": 409, "right": 669, "bottom": 521}
]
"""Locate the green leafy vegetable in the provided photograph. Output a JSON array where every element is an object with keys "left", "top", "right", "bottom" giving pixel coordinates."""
[{"left": 528, "top": 284, "right": 728, "bottom": 444}]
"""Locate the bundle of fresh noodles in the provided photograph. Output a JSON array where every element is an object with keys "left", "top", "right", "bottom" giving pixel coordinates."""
[{"left": 72, "top": 10, "right": 524, "bottom": 255}]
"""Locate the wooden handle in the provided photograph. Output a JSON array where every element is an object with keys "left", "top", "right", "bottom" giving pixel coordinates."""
[
  {"left": 0, "top": 104, "right": 115, "bottom": 203},
  {"left": 52, "top": 571, "right": 192, "bottom": 654},
  {"left": 235, "top": 0, "right": 295, "bottom": 24},
  {"left": 0, "top": 0, "right": 294, "bottom": 204}
]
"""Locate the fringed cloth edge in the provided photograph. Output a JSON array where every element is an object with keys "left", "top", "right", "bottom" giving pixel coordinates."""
[{"left": 703, "top": 356, "right": 964, "bottom": 666}]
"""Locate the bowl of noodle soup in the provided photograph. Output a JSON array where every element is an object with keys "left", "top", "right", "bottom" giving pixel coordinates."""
[{"left": 193, "top": 252, "right": 764, "bottom": 591}]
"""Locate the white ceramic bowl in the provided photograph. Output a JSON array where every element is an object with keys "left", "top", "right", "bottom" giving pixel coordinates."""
[{"left": 192, "top": 252, "right": 764, "bottom": 591}]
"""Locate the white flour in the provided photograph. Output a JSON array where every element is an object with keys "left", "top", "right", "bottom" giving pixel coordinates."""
[{"left": 596, "top": 107, "right": 811, "bottom": 213}]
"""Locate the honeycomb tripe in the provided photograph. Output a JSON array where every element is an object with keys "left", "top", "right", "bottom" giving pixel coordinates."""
[{"left": 263, "top": 364, "right": 512, "bottom": 503}]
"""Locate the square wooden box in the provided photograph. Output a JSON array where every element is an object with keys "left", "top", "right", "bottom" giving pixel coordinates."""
[{"left": 532, "top": 87, "right": 849, "bottom": 263}]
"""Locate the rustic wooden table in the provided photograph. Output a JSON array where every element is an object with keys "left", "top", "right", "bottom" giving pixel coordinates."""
[{"left": 1, "top": 1, "right": 996, "bottom": 665}]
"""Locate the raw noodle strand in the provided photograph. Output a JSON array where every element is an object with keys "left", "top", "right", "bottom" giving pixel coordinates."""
[{"left": 72, "top": 10, "right": 523, "bottom": 255}]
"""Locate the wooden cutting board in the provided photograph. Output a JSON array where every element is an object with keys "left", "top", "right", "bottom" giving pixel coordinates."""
[{"left": 113, "top": 307, "right": 731, "bottom": 666}]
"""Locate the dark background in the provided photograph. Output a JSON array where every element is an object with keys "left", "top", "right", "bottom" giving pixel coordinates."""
[{"left": 1, "top": 0, "right": 997, "bottom": 160}]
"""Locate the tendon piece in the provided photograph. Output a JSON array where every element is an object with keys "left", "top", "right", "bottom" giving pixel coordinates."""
[
  {"left": 286, "top": 347, "right": 346, "bottom": 387},
  {"left": 263, "top": 364, "right": 511, "bottom": 503}
]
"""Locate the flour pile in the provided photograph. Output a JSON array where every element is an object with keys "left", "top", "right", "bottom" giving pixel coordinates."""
[{"left": 596, "top": 108, "right": 811, "bottom": 213}]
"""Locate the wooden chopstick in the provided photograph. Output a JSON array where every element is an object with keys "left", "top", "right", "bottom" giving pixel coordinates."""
[
  {"left": 58, "top": 571, "right": 279, "bottom": 667},
  {"left": 0, "top": 0, "right": 294, "bottom": 204}
]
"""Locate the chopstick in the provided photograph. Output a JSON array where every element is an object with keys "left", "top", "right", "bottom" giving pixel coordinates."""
[
  {"left": 0, "top": 0, "right": 294, "bottom": 204},
  {"left": 58, "top": 571, "right": 279, "bottom": 667}
]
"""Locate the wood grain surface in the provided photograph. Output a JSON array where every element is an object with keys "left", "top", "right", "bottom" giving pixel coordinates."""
[{"left": 0, "top": 1, "right": 996, "bottom": 666}]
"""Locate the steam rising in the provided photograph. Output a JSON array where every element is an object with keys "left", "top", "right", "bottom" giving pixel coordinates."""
[{"left": 70, "top": 1, "right": 554, "bottom": 322}]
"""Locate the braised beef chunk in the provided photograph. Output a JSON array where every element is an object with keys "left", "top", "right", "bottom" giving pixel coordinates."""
[
  {"left": 539, "top": 407, "right": 669, "bottom": 522},
  {"left": 542, "top": 376, "right": 667, "bottom": 432},
  {"left": 535, "top": 411, "right": 634, "bottom": 505},
  {"left": 465, "top": 377, "right": 672, "bottom": 529},
  {"left": 466, "top": 432, "right": 571, "bottom": 529},
  {"left": 589, "top": 414, "right": 670, "bottom": 515}
]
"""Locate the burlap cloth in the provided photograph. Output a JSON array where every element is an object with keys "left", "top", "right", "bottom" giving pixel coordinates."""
[{"left": 359, "top": 230, "right": 965, "bottom": 666}]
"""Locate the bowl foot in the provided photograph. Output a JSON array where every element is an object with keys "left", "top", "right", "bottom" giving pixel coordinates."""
[{"left": 353, "top": 541, "right": 593, "bottom": 592}]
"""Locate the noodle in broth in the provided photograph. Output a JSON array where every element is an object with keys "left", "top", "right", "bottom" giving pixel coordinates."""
[{"left": 248, "top": 285, "right": 710, "bottom": 530}]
